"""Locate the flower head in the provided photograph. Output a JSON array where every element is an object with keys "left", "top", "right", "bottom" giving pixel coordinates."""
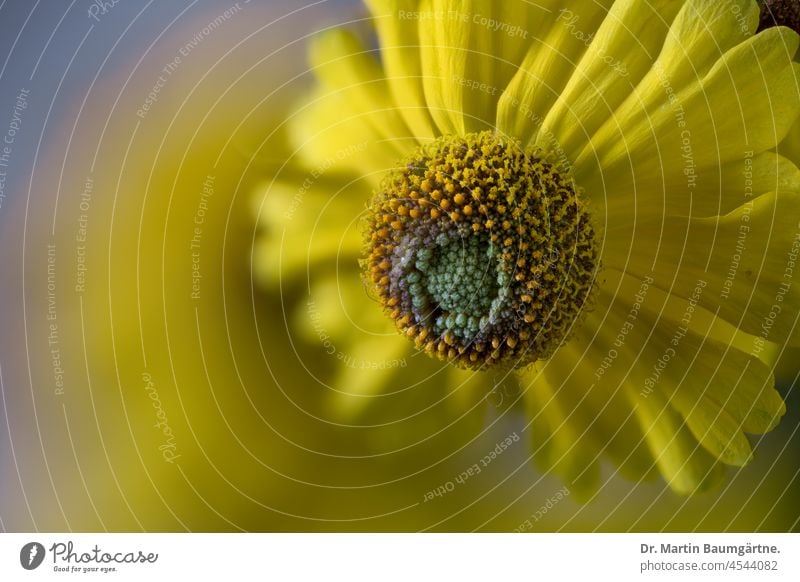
[
  {"left": 365, "top": 131, "right": 598, "bottom": 369},
  {"left": 257, "top": 0, "right": 800, "bottom": 496}
]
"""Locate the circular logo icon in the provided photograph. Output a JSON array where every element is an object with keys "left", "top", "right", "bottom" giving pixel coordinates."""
[{"left": 20, "top": 542, "right": 45, "bottom": 570}]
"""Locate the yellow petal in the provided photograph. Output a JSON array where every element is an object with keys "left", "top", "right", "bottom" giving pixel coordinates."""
[
  {"left": 590, "top": 273, "right": 726, "bottom": 493},
  {"left": 291, "top": 29, "right": 417, "bottom": 178},
  {"left": 522, "top": 337, "right": 659, "bottom": 486},
  {"left": 539, "top": 0, "right": 683, "bottom": 162},
  {"left": 302, "top": 276, "right": 412, "bottom": 418},
  {"left": 496, "top": 0, "right": 613, "bottom": 145},
  {"left": 600, "top": 270, "right": 783, "bottom": 465},
  {"left": 325, "top": 334, "right": 414, "bottom": 418},
  {"left": 671, "top": 398, "right": 754, "bottom": 466},
  {"left": 519, "top": 362, "right": 602, "bottom": 499},
  {"left": 417, "top": 0, "right": 542, "bottom": 134},
  {"left": 579, "top": 23, "right": 800, "bottom": 191},
  {"left": 658, "top": 0, "right": 761, "bottom": 90},
  {"left": 546, "top": 268, "right": 786, "bottom": 492},
  {"left": 628, "top": 385, "right": 724, "bottom": 494},
  {"left": 607, "top": 189, "right": 800, "bottom": 346},
  {"left": 603, "top": 151, "right": 800, "bottom": 226},
  {"left": 365, "top": 0, "right": 438, "bottom": 139},
  {"left": 252, "top": 178, "right": 366, "bottom": 287}
]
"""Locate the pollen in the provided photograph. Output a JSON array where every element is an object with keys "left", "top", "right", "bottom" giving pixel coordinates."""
[{"left": 363, "top": 131, "right": 598, "bottom": 370}]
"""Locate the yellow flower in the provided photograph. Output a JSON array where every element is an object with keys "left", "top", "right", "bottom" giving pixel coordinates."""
[{"left": 255, "top": 0, "right": 800, "bottom": 497}]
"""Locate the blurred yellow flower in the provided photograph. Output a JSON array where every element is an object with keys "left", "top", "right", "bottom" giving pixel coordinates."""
[{"left": 255, "top": 0, "right": 800, "bottom": 499}]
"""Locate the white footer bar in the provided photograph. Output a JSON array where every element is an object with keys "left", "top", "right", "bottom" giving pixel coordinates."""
[{"left": 1, "top": 533, "right": 798, "bottom": 581}]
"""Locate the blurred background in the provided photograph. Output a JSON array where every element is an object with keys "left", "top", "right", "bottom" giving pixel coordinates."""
[{"left": 0, "top": 0, "right": 798, "bottom": 532}]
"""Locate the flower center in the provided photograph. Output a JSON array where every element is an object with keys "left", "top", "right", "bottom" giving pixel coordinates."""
[
  {"left": 758, "top": 0, "right": 800, "bottom": 33},
  {"left": 364, "top": 132, "right": 598, "bottom": 370}
]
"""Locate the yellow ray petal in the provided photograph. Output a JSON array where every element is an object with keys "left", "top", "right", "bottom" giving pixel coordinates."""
[
  {"left": 606, "top": 188, "right": 800, "bottom": 346},
  {"left": 325, "top": 334, "right": 415, "bottom": 418},
  {"left": 365, "top": 0, "right": 438, "bottom": 139},
  {"left": 598, "top": 270, "right": 783, "bottom": 469},
  {"left": 672, "top": 398, "right": 754, "bottom": 466},
  {"left": 519, "top": 335, "right": 659, "bottom": 487},
  {"left": 602, "top": 151, "right": 800, "bottom": 226},
  {"left": 290, "top": 29, "right": 418, "bottom": 178},
  {"left": 417, "top": 0, "right": 543, "bottom": 134},
  {"left": 539, "top": 0, "right": 683, "bottom": 162},
  {"left": 519, "top": 362, "right": 602, "bottom": 499},
  {"left": 579, "top": 22, "right": 800, "bottom": 192},
  {"left": 252, "top": 179, "right": 366, "bottom": 287},
  {"left": 496, "top": 0, "right": 613, "bottom": 145},
  {"left": 627, "top": 385, "right": 725, "bottom": 495}
]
